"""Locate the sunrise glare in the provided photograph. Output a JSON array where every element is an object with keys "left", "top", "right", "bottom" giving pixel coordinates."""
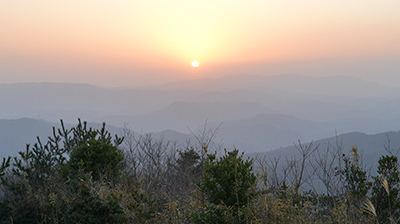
[
  {"left": 1, "top": 0, "right": 399, "bottom": 87},
  {"left": 191, "top": 61, "right": 199, "bottom": 67}
]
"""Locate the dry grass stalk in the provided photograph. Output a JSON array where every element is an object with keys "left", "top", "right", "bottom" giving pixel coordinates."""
[
  {"left": 380, "top": 175, "right": 389, "bottom": 196},
  {"left": 363, "top": 198, "right": 377, "bottom": 218}
]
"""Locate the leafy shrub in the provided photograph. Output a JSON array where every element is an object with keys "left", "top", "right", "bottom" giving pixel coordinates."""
[
  {"left": 194, "top": 148, "right": 257, "bottom": 223},
  {"left": 199, "top": 149, "right": 257, "bottom": 208},
  {"left": 66, "top": 176, "right": 126, "bottom": 224},
  {"left": 63, "top": 138, "right": 124, "bottom": 182}
]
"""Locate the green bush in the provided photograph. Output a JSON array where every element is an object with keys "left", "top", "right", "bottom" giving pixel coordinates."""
[
  {"left": 66, "top": 176, "right": 126, "bottom": 224},
  {"left": 63, "top": 138, "right": 124, "bottom": 182},
  {"left": 199, "top": 149, "right": 257, "bottom": 208},
  {"left": 341, "top": 147, "right": 372, "bottom": 222},
  {"left": 371, "top": 155, "right": 400, "bottom": 223},
  {"left": 0, "top": 120, "right": 125, "bottom": 223},
  {"left": 194, "top": 148, "right": 257, "bottom": 224}
]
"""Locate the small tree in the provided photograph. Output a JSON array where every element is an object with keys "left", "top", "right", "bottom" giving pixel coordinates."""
[
  {"left": 61, "top": 120, "right": 124, "bottom": 183},
  {"left": 66, "top": 176, "right": 126, "bottom": 224},
  {"left": 193, "top": 149, "right": 257, "bottom": 223},
  {"left": 199, "top": 149, "right": 257, "bottom": 208},
  {"left": 64, "top": 138, "right": 124, "bottom": 182},
  {"left": 0, "top": 127, "right": 70, "bottom": 223},
  {"left": 341, "top": 147, "right": 371, "bottom": 222},
  {"left": 0, "top": 119, "right": 125, "bottom": 223},
  {"left": 342, "top": 147, "right": 371, "bottom": 201},
  {"left": 175, "top": 147, "right": 202, "bottom": 187}
]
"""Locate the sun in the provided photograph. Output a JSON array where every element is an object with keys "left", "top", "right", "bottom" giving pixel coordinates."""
[{"left": 191, "top": 61, "right": 199, "bottom": 67}]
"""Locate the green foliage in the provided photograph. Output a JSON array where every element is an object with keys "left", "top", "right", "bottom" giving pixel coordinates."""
[
  {"left": 194, "top": 149, "right": 257, "bottom": 224},
  {"left": 371, "top": 155, "right": 400, "bottom": 223},
  {"left": 176, "top": 147, "right": 201, "bottom": 174},
  {"left": 342, "top": 147, "right": 371, "bottom": 200},
  {"left": 0, "top": 120, "right": 125, "bottom": 223},
  {"left": 60, "top": 119, "right": 124, "bottom": 182},
  {"left": 199, "top": 149, "right": 257, "bottom": 208},
  {"left": 63, "top": 138, "right": 124, "bottom": 182},
  {"left": 0, "top": 126, "right": 70, "bottom": 224},
  {"left": 61, "top": 119, "right": 124, "bottom": 153},
  {"left": 2, "top": 126, "right": 68, "bottom": 188},
  {"left": 174, "top": 147, "right": 202, "bottom": 192},
  {"left": 4, "top": 119, "right": 400, "bottom": 224},
  {"left": 191, "top": 204, "right": 238, "bottom": 224},
  {"left": 0, "top": 166, "right": 68, "bottom": 224},
  {"left": 340, "top": 147, "right": 372, "bottom": 222},
  {"left": 0, "top": 157, "right": 10, "bottom": 177},
  {"left": 66, "top": 176, "right": 126, "bottom": 224}
]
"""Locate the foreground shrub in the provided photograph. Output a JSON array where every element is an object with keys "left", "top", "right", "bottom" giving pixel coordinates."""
[
  {"left": 0, "top": 120, "right": 125, "bottom": 223},
  {"left": 194, "top": 148, "right": 257, "bottom": 223},
  {"left": 66, "top": 176, "right": 126, "bottom": 224},
  {"left": 199, "top": 149, "right": 257, "bottom": 208},
  {"left": 371, "top": 155, "right": 400, "bottom": 223}
]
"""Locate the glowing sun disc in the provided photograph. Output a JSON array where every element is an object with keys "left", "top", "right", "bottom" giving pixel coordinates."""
[{"left": 191, "top": 61, "right": 199, "bottom": 67}]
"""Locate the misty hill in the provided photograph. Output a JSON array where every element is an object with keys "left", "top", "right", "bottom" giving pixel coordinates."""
[
  {"left": 0, "top": 114, "right": 341, "bottom": 157},
  {"left": 2, "top": 74, "right": 400, "bottom": 150},
  {"left": 0, "top": 118, "right": 124, "bottom": 157},
  {"left": 0, "top": 118, "right": 56, "bottom": 157},
  {"left": 2, "top": 117, "right": 400, "bottom": 168},
  {"left": 2, "top": 76, "right": 399, "bottom": 124},
  {"left": 247, "top": 131, "right": 400, "bottom": 172},
  {"left": 0, "top": 118, "right": 197, "bottom": 158},
  {"left": 183, "top": 88, "right": 367, "bottom": 121},
  {"left": 154, "top": 74, "right": 397, "bottom": 98},
  {"left": 152, "top": 75, "right": 400, "bottom": 122},
  {"left": 209, "top": 113, "right": 333, "bottom": 152},
  {"left": 100, "top": 101, "right": 270, "bottom": 133},
  {"left": 0, "top": 82, "right": 202, "bottom": 122},
  {"left": 98, "top": 101, "right": 400, "bottom": 154}
]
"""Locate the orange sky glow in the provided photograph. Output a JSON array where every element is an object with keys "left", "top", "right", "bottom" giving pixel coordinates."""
[{"left": 1, "top": 0, "right": 400, "bottom": 87}]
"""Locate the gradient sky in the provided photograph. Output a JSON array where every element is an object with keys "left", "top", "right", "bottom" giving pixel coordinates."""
[{"left": 1, "top": 0, "right": 400, "bottom": 87}]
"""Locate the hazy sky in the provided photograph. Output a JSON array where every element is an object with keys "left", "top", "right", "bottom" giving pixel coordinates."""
[{"left": 1, "top": 1, "right": 400, "bottom": 87}]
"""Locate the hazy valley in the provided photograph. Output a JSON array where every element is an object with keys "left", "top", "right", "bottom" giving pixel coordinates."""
[{"left": 2, "top": 74, "right": 400, "bottom": 158}]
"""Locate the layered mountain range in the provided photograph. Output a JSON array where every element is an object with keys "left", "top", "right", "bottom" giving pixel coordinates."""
[{"left": 1, "top": 74, "right": 400, "bottom": 157}]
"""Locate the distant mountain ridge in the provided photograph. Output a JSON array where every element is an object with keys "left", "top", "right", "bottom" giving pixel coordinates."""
[
  {"left": 0, "top": 82, "right": 201, "bottom": 122},
  {"left": 2, "top": 74, "right": 400, "bottom": 155},
  {"left": 204, "top": 113, "right": 330, "bottom": 151},
  {"left": 0, "top": 118, "right": 195, "bottom": 157},
  {"left": 2, "top": 118, "right": 400, "bottom": 171},
  {"left": 153, "top": 74, "right": 396, "bottom": 97},
  {"left": 0, "top": 118, "right": 126, "bottom": 157},
  {"left": 247, "top": 131, "right": 400, "bottom": 173},
  {"left": 100, "top": 101, "right": 271, "bottom": 133},
  {"left": 0, "top": 118, "right": 56, "bottom": 157}
]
